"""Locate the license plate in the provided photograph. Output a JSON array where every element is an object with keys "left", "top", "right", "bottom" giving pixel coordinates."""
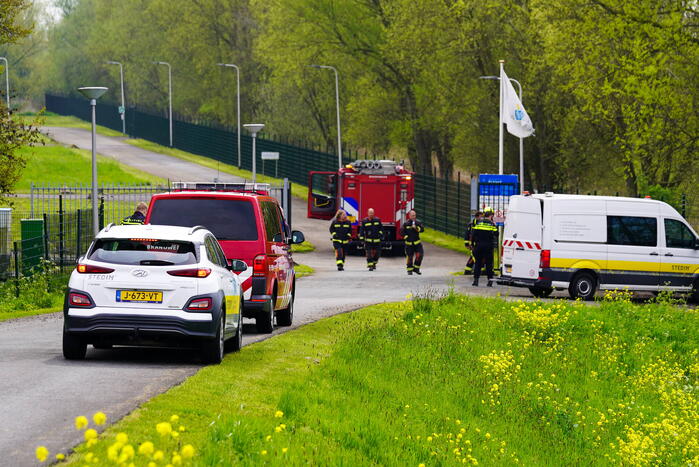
[{"left": 116, "top": 290, "right": 163, "bottom": 303}]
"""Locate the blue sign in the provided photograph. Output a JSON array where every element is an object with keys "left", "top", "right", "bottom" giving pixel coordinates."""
[{"left": 477, "top": 174, "right": 519, "bottom": 226}]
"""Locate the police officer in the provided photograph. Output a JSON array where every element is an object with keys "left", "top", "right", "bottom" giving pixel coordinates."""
[
  {"left": 122, "top": 202, "right": 148, "bottom": 225},
  {"left": 359, "top": 208, "right": 383, "bottom": 271},
  {"left": 463, "top": 211, "right": 483, "bottom": 275},
  {"left": 400, "top": 210, "right": 424, "bottom": 275},
  {"left": 471, "top": 207, "right": 498, "bottom": 287},
  {"left": 329, "top": 209, "right": 352, "bottom": 271}
]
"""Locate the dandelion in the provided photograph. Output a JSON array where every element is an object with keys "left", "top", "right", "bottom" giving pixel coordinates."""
[
  {"left": 419, "top": 464, "right": 426, "bottom": 467},
  {"left": 275, "top": 410, "right": 284, "bottom": 418},
  {"left": 156, "top": 422, "right": 173, "bottom": 436},
  {"left": 171, "top": 430, "right": 180, "bottom": 439},
  {"left": 179, "top": 425, "right": 186, "bottom": 432},
  {"left": 181, "top": 444, "right": 195, "bottom": 459},
  {"left": 35, "top": 446, "right": 49, "bottom": 462},
  {"left": 116, "top": 432, "right": 128, "bottom": 444},
  {"left": 84, "top": 428, "right": 98, "bottom": 442},
  {"left": 92, "top": 411, "right": 107, "bottom": 425},
  {"left": 170, "top": 415, "right": 180, "bottom": 423},
  {"left": 275, "top": 426, "right": 283, "bottom": 433},
  {"left": 55, "top": 453, "right": 65, "bottom": 460},
  {"left": 153, "top": 450, "right": 165, "bottom": 461},
  {"left": 172, "top": 454, "right": 182, "bottom": 465},
  {"left": 148, "top": 463, "right": 157, "bottom": 467},
  {"left": 282, "top": 447, "right": 289, "bottom": 454},
  {"left": 138, "top": 441, "right": 155, "bottom": 456},
  {"left": 75, "top": 415, "right": 89, "bottom": 430},
  {"left": 266, "top": 435, "right": 272, "bottom": 441},
  {"left": 261, "top": 450, "right": 268, "bottom": 456}
]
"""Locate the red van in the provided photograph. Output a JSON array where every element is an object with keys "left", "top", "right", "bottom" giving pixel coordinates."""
[{"left": 145, "top": 190, "right": 304, "bottom": 333}]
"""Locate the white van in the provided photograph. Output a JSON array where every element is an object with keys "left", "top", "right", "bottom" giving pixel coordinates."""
[{"left": 499, "top": 193, "right": 699, "bottom": 301}]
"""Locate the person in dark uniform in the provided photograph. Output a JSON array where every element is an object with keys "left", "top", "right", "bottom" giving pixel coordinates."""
[
  {"left": 463, "top": 211, "right": 483, "bottom": 275},
  {"left": 359, "top": 208, "right": 383, "bottom": 271},
  {"left": 122, "top": 202, "right": 148, "bottom": 225},
  {"left": 400, "top": 210, "right": 425, "bottom": 275},
  {"left": 329, "top": 209, "right": 352, "bottom": 271},
  {"left": 471, "top": 207, "right": 498, "bottom": 287}
]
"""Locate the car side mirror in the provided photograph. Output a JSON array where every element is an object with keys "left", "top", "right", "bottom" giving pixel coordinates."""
[
  {"left": 290, "top": 230, "right": 305, "bottom": 245},
  {"left": 227, "top": 259, "right": 248, "bottom": 272}
]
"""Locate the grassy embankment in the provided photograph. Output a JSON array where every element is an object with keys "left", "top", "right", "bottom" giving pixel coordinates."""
[
  {"left": 55, "top": 292, "right": 698, "bottom": 465},
  {"left": 19, "top": 112, "right": 125, "bottom": 138}
]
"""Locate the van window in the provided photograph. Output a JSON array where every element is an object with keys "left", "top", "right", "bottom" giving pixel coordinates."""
[
  {"left": 607, "top": 216, "right": 657, "bottom": 247},
  {"left": 149, "top": 198, "right": 258, "bottom": 241},
  {"left": 665, "top": 219, "right": 696, "bottom": 249},
  {"left": 260, "top": 201, "right": 282, "bottom": 242}
]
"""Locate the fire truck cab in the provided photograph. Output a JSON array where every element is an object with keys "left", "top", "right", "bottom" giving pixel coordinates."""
[{"left": 307, "top": 160, "right": 415, "bottom": 254}]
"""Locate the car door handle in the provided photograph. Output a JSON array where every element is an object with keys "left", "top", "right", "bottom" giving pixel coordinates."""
[
  {"left": 649, "top": 252, "right": 659, "bottom": 256},
  {"left": 665, "top": 253, "right": 674, "bottom": 257}
]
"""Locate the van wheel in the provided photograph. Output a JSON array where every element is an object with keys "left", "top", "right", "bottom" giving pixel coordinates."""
[
  {"left": 529, "top": 286, "right": 554, "bottom": 298},
  {"left": 256, "top": 297, "right": 275, "bottom": 334},
  {"left": 277, "top": 291, "right": 294, "bottom": 327},
  {"left": 63, "top": 326, "right": 87, "bottom": 360},
  {"left": 569, "top": 272, "right": 596, "bottom": 301}
]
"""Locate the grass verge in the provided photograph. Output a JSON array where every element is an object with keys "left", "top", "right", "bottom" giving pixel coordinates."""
[
  {"left": 293, "top": 264, "right": 314, "bottom": 279},
  {"left": 421, "top": 227, "right": 470, "bottom": 255},
  {"left": 0, "top": 267, "right": 68, "bottom": 320},
  {"left": 20, "top": 113, "right": 125, "bottom": 138},
  {"left": 55, "top": 292, "right": 698, "bottom": 465},
  {"left": 125, "top": 139, "right": 309, "bottom": 200},
  {"left": 0, "top": 308, "right": 60, "bottom": 322},
  {"left": 291, "top": 241, "right": 315, "bottom": 253}
]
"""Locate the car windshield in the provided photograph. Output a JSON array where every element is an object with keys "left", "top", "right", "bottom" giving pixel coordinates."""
[
  {"left": 89, "top": 239, "right": 198, "bottom": 265},
  {"left": 149, "top": 198, "right": 258, "bottom": 241}
]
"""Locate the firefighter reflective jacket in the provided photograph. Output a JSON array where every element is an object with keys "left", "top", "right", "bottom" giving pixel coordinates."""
[
  {"left": 122, "top": 211, "right": 145, "bottom": 225},
  {"left": 330, "top": 220, "right": 352, "bottom": 244},
  {"left": 359, "top": 217, "right": 383, "bottom": 243},
  {"left": 400, "top": 219, "right": 424, "bottom": 245},
  {"left": 471, "top": 218, "right": 498, "bottom": 248}
]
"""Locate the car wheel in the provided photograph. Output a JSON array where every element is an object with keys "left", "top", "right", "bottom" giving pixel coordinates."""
[
  {"left": 203, "top": 312, "right": 225, "bottom": 364},
  {"left": 256, "top": 297, "right": 274, "bottom": 334},
  {"left": 226, "top": 300, "right": 244, "bottom": 352},
  {"left": 529, "top": 286, "right": 554, "bottom": 298},
  {"left": 276, "top": 288, "right": 294, "bottom": 327},
  {"left": 569, "top": 272, "right": 596, "bottom": 301},
  {"left": 63, "top": 326, "right": 87, "bottom": 360}
]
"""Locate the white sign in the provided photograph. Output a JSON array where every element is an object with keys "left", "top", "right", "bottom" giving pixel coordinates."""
[
  {"left": 261, "top": 152, "right": 279, "bottom": 160},
  {"left": 552, "top": 215, "right": 606, "bottom": 242}
]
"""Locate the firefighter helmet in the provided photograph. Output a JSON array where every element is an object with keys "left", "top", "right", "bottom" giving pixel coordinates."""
[{"left": 483, "top": 206, "right": 494, "bottom": 214}]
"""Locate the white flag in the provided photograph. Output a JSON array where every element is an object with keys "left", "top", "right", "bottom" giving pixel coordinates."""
[{"left": 500, "top": 68, "right": 534, "bottom": 138}]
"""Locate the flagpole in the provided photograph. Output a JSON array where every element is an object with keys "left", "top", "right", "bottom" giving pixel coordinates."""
[{"left": 498, "top": 60, "right": 505, "bottom": 175}]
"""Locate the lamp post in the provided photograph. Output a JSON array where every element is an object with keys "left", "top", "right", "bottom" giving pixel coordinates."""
[
  {"left": 153, "top": 61, "right": 173, "bottom": 146},
  {"left": 106, "top": 61, "right": 126, "bottom": 135},
  {"left": 77, "top": 86, "right": 108, "bottom": 236},
  {"left": 217, "top": 63, "right": 241, "bottom": 168},
  {"left": 243, "top": 123, "right": 264, "bottom": 183},
  {"left": 480, "top": 74, "right": 524, "bottom": 191},
  {"left": 309, "top": 64, "right": 342, "bottom": 169},
  {"left": 0, "top": 57, "right": 9, "bottom": 109}
]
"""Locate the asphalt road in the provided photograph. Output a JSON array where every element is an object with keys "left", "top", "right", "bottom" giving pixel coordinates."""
[{"left": 0, "top": 127, "right": 540, "bottom": 465}]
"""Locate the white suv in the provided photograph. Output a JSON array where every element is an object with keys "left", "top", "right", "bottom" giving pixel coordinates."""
[{"left": 63, "top": 224, "right": 247, "bottom": 363}]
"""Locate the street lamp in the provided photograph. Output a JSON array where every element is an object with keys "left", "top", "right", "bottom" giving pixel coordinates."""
[
  {"left": 243, "top": 123, "right": 264, "bottom": 183},
  {"left": 0, "top": 57, "right": 9, "bottom": 109},
  {"left": 480, "top": 75, "right": 524, "bottom": 191},
  {"left": 153, "top": 61, "right": 173, "bottom": 147},
  {"left": 77, "top": 86, "right": 108, "bottom": 236},
  {"left": 106, "top": 61, "right": 126, "bottom": 135},
  {"left": 309, "top": 64, "right": 342, "bottom": 169},
  {"left": 217, "top": 63, "right": 241, "bottom": 169}
]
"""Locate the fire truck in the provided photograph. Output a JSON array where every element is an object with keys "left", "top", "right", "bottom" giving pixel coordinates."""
[{"left": 307, "top": 160, "right": 415, "bottom": 254}]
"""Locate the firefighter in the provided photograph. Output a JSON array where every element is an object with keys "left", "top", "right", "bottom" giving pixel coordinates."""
[
  {"left": 359, "top": 208, "right": 383, "bottom": 271},
  {"left": 463, "top": 211, "right": 483, "bottom": 275},
  {"left": 471, "top": 207, "right": 498, "bottom": 287},
  {"left": 329, "top": 209, "right": 352, "bottom": 271},
  {"left": 122, "top": 202, "right": 148, "bottom": 225},
  {"left": 400, "top": 210, "right": 424, "bottom": 275}
]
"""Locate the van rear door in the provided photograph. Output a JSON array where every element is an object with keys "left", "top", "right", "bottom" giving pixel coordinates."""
[{"left": 503, "top": 196, "right": 542, "bottom": 280}]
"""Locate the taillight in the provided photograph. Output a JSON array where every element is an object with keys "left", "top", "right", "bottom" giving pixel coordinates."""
[
  {"left": 76, "top": 264, "right": 115, "bottom": 274},
  {"left": 253, "top": 255, "right": 267, "bottom": 276},
  {"left": 540, "top": 249, "right": 551, "bottom": 269},
  {"left": 186, "top": 297, "right": 212, "bottom": 311},
  {"left": 167, "top": 268, "right": 211, "bottom": 278},
  {"left": 69, "top": 292, "right": 93, "bottom": 307}
]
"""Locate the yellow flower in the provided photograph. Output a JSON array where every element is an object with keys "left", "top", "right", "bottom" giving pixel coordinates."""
[
  {"left": 35, "top": 446, "right": 49, "bottom": 462},
  {"left": 138, "top": 441, "right": 155, "bottom": 456},
  {"left": 121, "top": 444, "right": 135, "bottom": 460},
  {"left": 85, "top": 453, "right": 94, "bottom": 462},
  {"left": 406, "top": 293, "right": 413, "bottom": 299},
  {"left": 181, "top": 444, "right": 195, "bottom": 459},
  {"left": 419, "top": 464, "right": 426, "bottom": 467},
  {"left": 75, "top": 415, "right": 89, "bottom": 430},
  {"left": 153, "top": 450, "right": 164, "bottom": 461},
  {"left": 261, "top": 450, "right": 268, "bottom": 456},
  {"left": 148, "top": 463, "right": 157, "bottom": 467},
  {"left": 171, "top": 431, "right": 180, "bottom": 439},
  {"left": 265, "top": 435, "right": 272, "bottom": 441},
  {"left": 116, "top": 432, "right": 128, "bottom": 444},
  {"left": 179, "top": 425, "right": 186, "bottom": 432},
  {"left": 282, "top": 448, "right": 288, "bottom": 454},
  {"left": 170, "top": 415, "right": 180, "bottom": 424},
  {"left": 84, "top": 428, "right": 98, "bottom": 441},
  {"left": 427, "top": 436, "right": 433, "bottom": 442},
  {"left": 55, "top": 453, "right": 65, "bottom": 460},
  {"left": 86, "top": 438, "right": 98, "bottom": 448},
  {"left": 156, "top": 422, "right": 173, "bottom": 436},
  {"left": 92, "top": 412, "right": 107, "bottom": 426},
  {"left": 274, "top": 410, "right": 284, "bottom": 418},
  {"left": 275, "top": 426, "right": 283, "bottom": 433},
  {"left": 172, "top": 454, "right": 182, "bottom": 465},
  {"left": 485, "top": 433, "right": 491, "bottom": 440}
]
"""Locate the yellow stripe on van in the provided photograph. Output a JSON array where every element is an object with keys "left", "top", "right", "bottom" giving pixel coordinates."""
[
  {"left": 659, "top": 263, "right": 699, "bottom": 274},
  {"left": 550, "top": 258, "right": 605, "bottom": 271},
  {"left": 551, "top": 258, "right": 697, "bottom": 275}
]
